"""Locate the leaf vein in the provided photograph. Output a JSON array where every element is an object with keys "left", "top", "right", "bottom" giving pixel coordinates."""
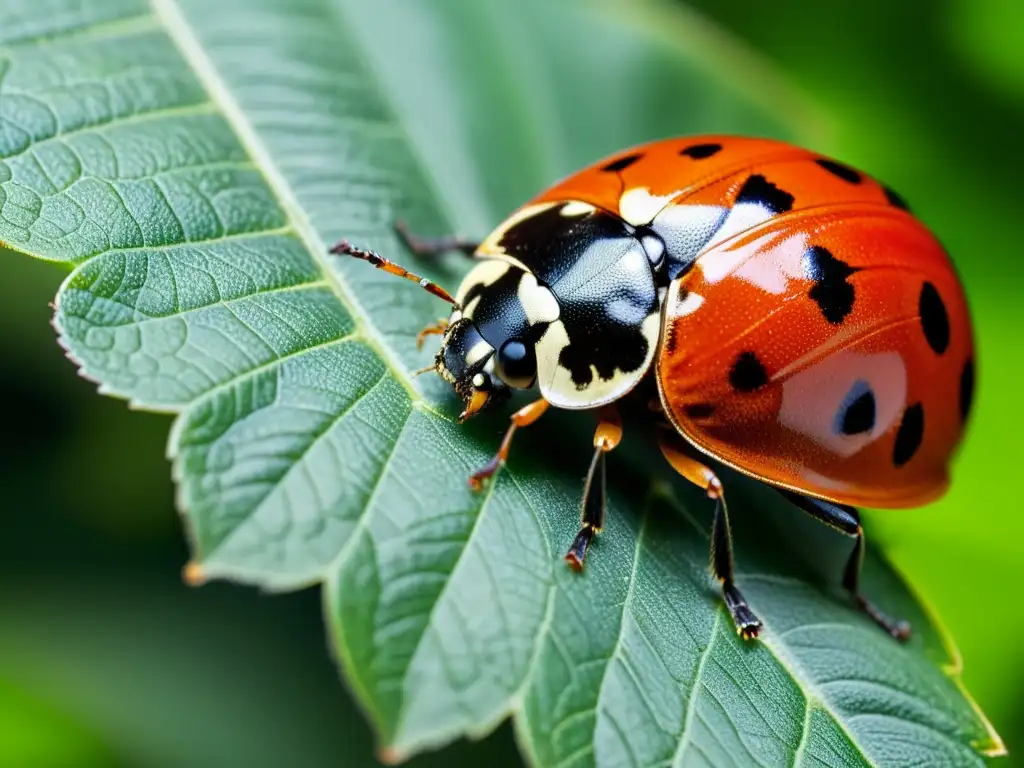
[
  {"left": 204, "top": 364, "right": 391, "bottom": 564},
  {"left": 672, "top": 612, "right": 721, "bottom": 768},
  {"left": 0, "top": 12, "right": 159, "bottom": 51},
  {"left": 0, "top": 101, "right": 219, "bottom": 164},
  {"left": 152, "top": 0, "right": 426, "bottom": 404},
  {"left": 793, "top": 696, "right": 814, "bottom": 767}
]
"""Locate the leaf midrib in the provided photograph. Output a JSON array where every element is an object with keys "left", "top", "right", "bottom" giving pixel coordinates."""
[
  {"left": 198, "top": 361, "right": 391, "bottom": 580},
  {"left": 153, "top": 1, "right": 554, "bottom": 755},
  {"left": 152, "top": 0, "right": 428, "bottom": 409}
]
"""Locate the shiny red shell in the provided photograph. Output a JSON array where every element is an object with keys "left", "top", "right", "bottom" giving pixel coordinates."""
[{"left": 528, "top": 136, "right": 974, "bottom": 508}]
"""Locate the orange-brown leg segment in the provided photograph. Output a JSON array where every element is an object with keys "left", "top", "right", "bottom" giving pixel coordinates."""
[
  {"left": 657, "top": 428, "right": 762, "bottom": 640},
  {"left": 565, "top": 407, "right": 623, "bottom": 571},
  {"left": 395, "top": 220, "right": 480, "bottom": 258},
  {"left": 330, "top": 240, "right": 460, "bottom": 307},
  {"left": 778, "top": 490, "right": 911, "bottom": 641},
  {"left": 468, "top": 398, "right": 550, "bottom": 491},
  {"left": 416, "top": 318, "right": 449, "bottom": 349}
]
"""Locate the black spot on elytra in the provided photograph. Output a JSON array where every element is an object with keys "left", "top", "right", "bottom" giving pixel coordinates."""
[
  {"left": 803, "top": 245, "right": 860, "bottom": 324},
  {"left": 883, "top": 185, "right": 911, "bottom": 211},
  {"left": 893, "top": 403, "right": 925, "bottom": 467},
  {"left": 729, "top": 351, "right": 769, "bottom": 392},
  {"left": 815, "top": 158, "right": 862, "bottom": 184},
  {"left": 960, "top": 358, "right": 975, "bottom": 422},
  {"left": 918, "top": 282, "right": 950, "bottom": 355},
  {"left": 735, "top": 174, "right": 794, "bottom": 214},
  {"left": 681, "top": 143, "right": 722, "bottom": 159},
  {"left": 602, "top": 153, "right": 642, "bottom": 173},
  {"left": 835, "top": 382, "right": 875, "bottom": 435},
  {"left": 684, "top": 403, "right": 715, "bottom": 419}
]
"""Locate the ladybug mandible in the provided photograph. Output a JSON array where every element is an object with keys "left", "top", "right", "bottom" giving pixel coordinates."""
[{"left": 332, "top": 136, "right": 974, "bottom": 641}]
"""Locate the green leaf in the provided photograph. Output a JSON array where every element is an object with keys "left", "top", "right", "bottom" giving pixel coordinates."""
[{"left": 0, "top": 0, "right": 1002, "bottom": 765}]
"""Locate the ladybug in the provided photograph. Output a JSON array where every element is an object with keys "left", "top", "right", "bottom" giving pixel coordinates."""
[{"left": 331, "top": 136, "right": 974, "bottom": 641}]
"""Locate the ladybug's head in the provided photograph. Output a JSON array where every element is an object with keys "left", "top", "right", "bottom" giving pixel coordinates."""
[
  {"left": 434, "top": 317, "right": 514, "bottom": 421},
  {"left": 327, "top": 239, "right": 538, "bottom": 421},
  {"left": 433, "top": 259, "right": 547, "bottom": 420}
]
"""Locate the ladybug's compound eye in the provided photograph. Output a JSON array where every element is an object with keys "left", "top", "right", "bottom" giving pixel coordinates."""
[{"left": 495, "top": 340, "right": 536, "bottom": 389}]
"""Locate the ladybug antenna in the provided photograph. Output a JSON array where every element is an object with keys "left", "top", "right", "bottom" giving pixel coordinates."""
[{"left": 329, "top": 240, "right": 460, "bottom": 309}]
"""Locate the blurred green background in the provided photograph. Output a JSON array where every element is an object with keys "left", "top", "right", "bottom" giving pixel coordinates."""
[{"left": 2, "top": 0, "right": 1022, "bottom": 765}]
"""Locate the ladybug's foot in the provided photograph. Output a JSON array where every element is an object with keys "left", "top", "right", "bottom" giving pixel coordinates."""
[
  {"left": 564, "top": 525, "right": 597, "bottom": 572},
  {"left": 468, "top": 456, "right": 501, "bottom": 492},
  {"left": 779, "top": 491, "right": 911, "bottom": 643},
  {"left": 854, "top": 594, "right": 912, "bottom": 641},
  {"left": 724, "top": 583, "right": 762, "bottom": 640},
  {"left": 656, "top": 428, "right": 763, "bottom": 640},
  {"left": 468, "top": 398, "right": 550, "bottom": 492},
  {"left": 565, "top": 408, "right": 620, "bottom": 573}
]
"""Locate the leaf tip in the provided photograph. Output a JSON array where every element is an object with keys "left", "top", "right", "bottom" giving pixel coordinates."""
[
  {"left": 974, "top": 735, "right": 1008, "bottom": 759},
  {"left": 182, "top": 560, "right": 207, "bottom": 587}
]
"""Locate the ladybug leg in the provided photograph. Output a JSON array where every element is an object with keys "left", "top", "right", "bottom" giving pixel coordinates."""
[
  {"left": 395, "top": 220, "right": 480, "bottom": 258},
  {"left": 779, "top": 491, "right": 911, "bottom": 641},
  {"left": 565, "top": 407, "right": 622, "bottom": 571},
  {"left": 468, "top": 398, "right": 550, "bottom": 491},
  {"left": 657, "top": 428, "right": 762, "bottom": 640},
  {"left": 416, "top": 318, "right": 449, "bottom": 349}
]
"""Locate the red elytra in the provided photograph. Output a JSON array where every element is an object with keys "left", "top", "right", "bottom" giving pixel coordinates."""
[{"left": 517, "top": 135, "right": 973, "bottom": 508}]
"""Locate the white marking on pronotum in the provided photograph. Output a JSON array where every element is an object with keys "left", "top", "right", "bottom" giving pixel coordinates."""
[
  {"left": 618, "top": 187, "right": 679, "bottom": 226},
  {"left": 462, "top": 295, "right": 482, "bottom": 319},
  {"left": 455, "top": 260, "right": 510, "bottom": 304},
  {"left": 518, "top": 272, "right": 560, "bottom": 325},
  {"left": 560, "top": 201, "right": 596, "bottom": 217}
]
